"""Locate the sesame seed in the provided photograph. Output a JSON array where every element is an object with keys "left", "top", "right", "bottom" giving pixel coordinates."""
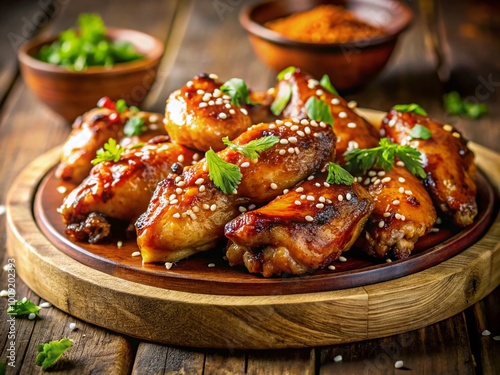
[
  {"left": 483, "top": 330, "right": 492, "bottom": 337},
  {"left": 241, "top": 162, "right": 250, "bottom": 168},
  {"left": 288, "top": 147, "right": 295, "bottom": 154},
  {"left": 316, "top": 203, "right": 324, "bottom": 209},
  {"left": 316, "top": 89, "right": 324, "bottom": 96},
  {"left": 202, "top": 203, "right": 210, "bottom": 210},
  {"left": 346, "top": 193, "right": 352, "bottom": 201},
  {"left": 173, "top": 212, "right": 180, "bottom": 218},
  {"left": 195, "top": 178, "right": 204, "bottom": 185},
  {"left": 294, "top": 147, "right": 300, "bottom": 154},
  {"left": 165, "top": 262, "right": 173, "bottom": 269},
  {"left": 28, "top": 313, "right": 36, "bottom": 320},
  {"left": 315, "top": 183, "right": 321, "bottom": 187},
  {"left": 208, "top": 263, "right": 215, "bottom": 268},
  {"left": 331, "top": 98, "right": 340, "bottom": 105},
  {"left": 394, "top": 360, "right": 404, "bottom": 369},
  {"left": 132, "top": 251, "right": 141, "bottom": 257},
  {"left": 297, "top": 130, "right": 305, "bottom": 137},
  {"left": 275, "top": 119, "right": 283, "bottom": 125},
  {"left": 388, "top": 118, "right": 397, "bottom": 127},
  {"left": 493, "top": 336, "right": 500, "bottom": 341},
  {"left": 170, "top": 199, "right": 178, "bottom": 205},
  {"left": 270, "top": 183, "right": 278, "bottom": 190},
  {"left": 249, "top": 204, "right": 256, "bottom": 210},
  {"left": 188, "top": 211, "right": 197, "bottom": 220},
  {"left": 280, "top": 139, "right": 289, "bottom": 144},
  {"left": 374, "top": 179, "right": 381, "bottom": 186},
  {"left": 284, "top": 121, "right": 292, "bottom": 126},
  {"left": 386, "top": 258, "right": 393, "bottom": 263},
  {"left": 240, "top": 108, "right": 248, "bottom": 116},
  {"left": 288, "top": 136, "right": 298, "bottom": 143},
  {"left": 319, "top": 122, "right": 327, "bottom": 128},
  {"left": 328, "top": 265, "right": 336, "bottom": 270},
  {"left": 347, "top": 122, "right": 357, "bottom": 128},
  {"left": 279, "top": 149, "right": 286, "bottom": 155},
  {"left": 334, "top": 355, "right": 343, "bottom": 362},
  {"left": 368, "top": 171, "right": 377, "bottom": 177},
  {"left": 381, "top": 177, "right": 391, "bottom": 183},
  {"left": 339, "top": 256, "right": 347, "bottom": 262},
  {"left": 305, "top": 215, "right": 314, "bottom": 222},
  {"left": 292, "top": 118, "right": 300, "bottom": 123},
  {"left": 199, "top": 102, "right": 208, "bottom": 108},
  {"left": 196, "top": 89, "right": 205, "bottom": 95},
  {"left": 210, "top": 204, "right": 217, "bottom": 211},
  {"left": 39, "top": 302, "right": 52, "bottom": 308},
  {"left": 323, "top": 182, "right": 330, "bottom": 187},
  {"left": 294, "top": 200, "right": 301, "bottom": 206},
  {"left": 319, "top": 196, "right": 326, "bottom": 202},
  {"left": 283, "top": 189, "right": 289, "bottom": 194},
  {"left": 192, "top": 206, "right": 200, "bottom": 213},
  {"left": 378, "top": 220, "right": 385, "bottom": 228},
  {"left": 377, "top": 171, "right": 386, "bottom": 176},
  {"left": 338, "top": 112, "right": 347, "bottom": 118},
  {"left": 398, "top": 187, "right": 405, "bottom": 193},
  {"left": 304, "top": 126, "right": 311, "bottom": 134},
  {"left": 69, "top": 322, "right": 77, "bottom": 331},
  {"left": 300, "top": 119, "right": 309, "bottom": 125},
  {"left": 392, "top": 199, "right": 400, "bottom": 205},
  {"left": 219, "top": 112, "right": 228, "bottom": 119},
  {"left": 296, "top": 187, "right": 304, "bottom": 193},
  {"left": 398, "top": 177, "right": 406, "bottom": 183},
  {"left": 396, "top": 161, "right": 405, "bottom": 167},
  {"left": 169, "top": 194, "right": 177, "bottom": 200},
  {"left": 307, "top": 175, "right": 315, "bottom": 180},
  {"left": 239, "top": 206, "right": 247, "bottom": 213},
  {"left": 291, "top": 125, "right": 299, "bottom": 131},
  {"left": 383, "top": 212, "right": 391, "bottom": 217},
  {"left": 300, "top": 194, "right": 306, "bottom": 200},
  {"left": 269, "top": 123, "right": 276, "bottom": 129},
  {"left": 347, "top": 100, "right": 357, "bottom": 108},
  {"left": 177, "top": 181, "right": 186, "bottom": 187},
  {"left": 186, "top": 80, "right": 193, "bottom": 87},
  {"left": 193, "top": 153, "right": 200, "bottom": 161},
  {"left": 395, "top": 213, "right": 402, "bottom": 220},
  {"left": 56, "top": 186, "right": 67, "bottom": 194},
  {"left": 443, "top": 124, "right": 453, "bottom": 132},
  {"left": 199, "top": 185, "right": 206, "bottom": 192},
  {"left": 405, "top": 190, "right": 413, "bottom": 195},
  {"left": 310, "top": 120, "right": 318, "bottom": 126},
  {"left": 436, "top": 217, "right": 442, "bottom": 224},
  {"left": 176, "top": 188, "right": 183, "bottom": 194},
  {"left": 430, "top": 227, "right": 440, "bottom": 232},
  {"left": 306, "top": 195, "right": 315, "bottom": 201},
  {"left": 452, "top": 132, "right": 461, "bottom": 138},
  {"left": 202, "top": 94, "right": 211, "bottom": 102},
  {"left": 338, "top": 194, "right": 344, "bottom": 201},
  {"left": 401, "top": 215, "right": 406, "bottom": 221},
  {"left": 380, "top": 128, "right": 386, "bottom": 137}
]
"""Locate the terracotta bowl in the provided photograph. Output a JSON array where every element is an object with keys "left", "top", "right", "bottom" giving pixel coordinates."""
[
  {"left": 18, "top": 28, "right": 164, "bottom": 121},
  {"left": 240, "top": 0, "right": 413, "bottom": 91}
]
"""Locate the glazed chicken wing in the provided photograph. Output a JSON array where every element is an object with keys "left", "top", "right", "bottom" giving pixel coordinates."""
[
  {"left": 381, "top": 109, "right": 477, "bottom": 226},
  {"left": 165, "top": 73, "right": 270, "bottom": 152},
  {"left": 136, "top": 117, "right": 336, "bottom": 263},
  {"left": 56, "top": 104, "right": 165, "bottom": 184},
  {"left": 275, "top": 68, "right": 380, "bottom": 162},
  {"left": 60, "top": 136, "right": 200, "bottom": 243},
  {"left": 225, "top": 173, "right": 374, "bottom": 277},
  {"left": 358, "top": 166, "right": 437, "bottom": 259}
]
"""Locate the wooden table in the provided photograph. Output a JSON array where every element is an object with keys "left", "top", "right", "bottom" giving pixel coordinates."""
[{"left": 1, "top": 0, "right": 499, "bottom": 373}]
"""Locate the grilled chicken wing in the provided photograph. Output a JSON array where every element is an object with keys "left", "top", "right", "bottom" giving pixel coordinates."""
[
  {"left": 358, "top": 166, "right": 437, "bottom": 259},
  {"left": 381, "top": 109, "right": 477, "bottom": 226},
  {"left": 164, "top": 73, "right": 273, "bottom": 152},
  {"left": 56, "top": 105, "right": 165, "bottom": 184},
  {"left": 136, "top": 118, "right": 336, "bottom": 263},
  {"left": 60, "top": 136, "right": 200, "bottom": 243},
  {"left": 225, "top": 173, "right": 374, "bottom": 277},
  {"left": 276, "top": 68, "right": 379, "bottom": 161}
]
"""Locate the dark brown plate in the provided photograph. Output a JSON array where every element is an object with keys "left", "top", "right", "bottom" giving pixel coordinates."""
[{"left": 34, "top": 167, "right": 496, "bottom": 296}]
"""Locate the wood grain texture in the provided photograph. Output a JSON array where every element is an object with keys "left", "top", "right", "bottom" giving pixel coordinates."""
[{"left": 6, "top": 117, "right": 500, "bottom": 348}]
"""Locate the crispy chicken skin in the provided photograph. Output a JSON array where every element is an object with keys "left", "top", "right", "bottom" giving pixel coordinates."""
[
  {"left": 359, "top": 166, "right": 437, "bottom": 259},
  {"left": 381, "top": 109, "right": 477, "bottom": 226},
  {"left": 56, "top": 106, "right": 165, "bottom": 184},
  {"left": 225, "top": 173, "right": 374, "bottom": 277},
  {"left": 276, "top": 68, "right": 379, "bottom": 162},
  {"left": 164, "top": 73, "right": 256, "bottom": 152},
  {"left": 60, "top": 136, "right": 200, "bottom": 243},
  {"left": 136, "top": 118, "right": 335, "bottom": 263}
]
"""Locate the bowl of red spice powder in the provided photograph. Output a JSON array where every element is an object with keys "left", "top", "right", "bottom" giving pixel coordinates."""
[{"left": 240, "top": 0, "right": 413, "bottom": 91}]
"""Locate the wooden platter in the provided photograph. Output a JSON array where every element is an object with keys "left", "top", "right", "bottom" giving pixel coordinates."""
[{"left": 6, "top": 109, "right": 500, "bottom": 349}]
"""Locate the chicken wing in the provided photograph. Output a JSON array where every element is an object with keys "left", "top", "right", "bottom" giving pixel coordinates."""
[
  {"left": 56, "top": 103, "right": 165, "bottom": 184},
  {"left": 225, "top": 173, "right": 374, "bottom": 277},
  {"left": 381, "top": 109, "right": 477, "bottom": 226},
  {"left": 60, "top": 136, "right": 200, "bottom": 243},
  {"left": 165, "top": 73, "right": 273, "bottom": 152},
  {"left": 358, "top": 166, "right": 437, "bottom": 259},
  {"left": 136, "top": 117, "right": 336, "bottom": 263},
  {"left": 275, "top": 68, "right": 380, "bottom": 162}
]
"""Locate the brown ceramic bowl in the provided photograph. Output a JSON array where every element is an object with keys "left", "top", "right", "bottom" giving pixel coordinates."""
[
  {"left": 240, "top": 0, "right": 413, "bottom": 91},
  {"left": 18, "top": 28, "right": 164, "bottom": 121}
]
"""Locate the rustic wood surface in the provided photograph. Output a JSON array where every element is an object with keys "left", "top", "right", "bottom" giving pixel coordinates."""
[{"left": 1, "top": 0, "right": 499, "bottom": 373}]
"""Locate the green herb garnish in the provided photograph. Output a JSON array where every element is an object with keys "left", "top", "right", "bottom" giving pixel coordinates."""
[
  {"left": 115, "top": 99, "right": 128, "bottom": 113},
  {"left": 443, "top": 91, "right": 488, "bottom": 119},
  {"left": 222, "top": 135, "right": 279, "bottom": 160},
  {"left": 270, "top": 83, "right": 292, "bottom": 116},
  {"left": 326, "top": 162, "right": 354, "bottom": 185},
  {"left": 276, "top": 66, "right": 296, "bottom": 81},
  {"left": 91, "top": 138, "right": 124, "bottom": 165},
  {"left": 344, "top": 138, "right": 426, "bottom": 179},
  {"left": 36, "top": 338, "right": 74, "bottom": 370},
  {"left": 409, "top": 124, "right": 432, "bottom": 140},
  {"left": 305, "top": 96, "right": 334, "bottom": 125},
  {"left": 7, "top": 297, "right": 41, "bottom": 317},
  {"left": 320, "top": 74, "right": 338, "bottom": 95},
  {"left": 220, "top": 78, "right": 255, "bottom": 106},
  {"left": 123, "top": 116, "right": 146, "bottom": 136},
  {"left": 36, "top": 13, "right": 143, "bottom": 71},
  {"left": 392, "top": 103, "right": 428, "bottom": 116},
  {"left": 206, "top": 149, "right": 242, "bottom": 194}
]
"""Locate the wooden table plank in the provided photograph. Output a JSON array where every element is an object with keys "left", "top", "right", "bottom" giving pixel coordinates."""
[{"left": 132, "top": 344, "right": 205, "bottom": 375}]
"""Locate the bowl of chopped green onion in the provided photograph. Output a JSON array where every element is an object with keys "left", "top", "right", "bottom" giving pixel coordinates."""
[{"left": 18, "top": 14, "right": 164, "bottom": 121}]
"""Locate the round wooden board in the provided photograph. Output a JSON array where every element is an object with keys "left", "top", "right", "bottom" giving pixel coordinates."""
[{"left": 6, "top": 109, "right": 500, "bottom": 349}]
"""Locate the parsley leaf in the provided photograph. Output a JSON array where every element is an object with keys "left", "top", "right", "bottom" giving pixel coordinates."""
[
  {"left": 326, "top": 162, "right": 354, "bottom": 185},
  {"left": 7, "top": 297, "right": 41, "bottom": 317},
  {"left": 115, "top": 99, "right": 128, "bottom": 113},
  {"left": 276, "top": 66, "right": 296, "bottom": 81},
  {"left": 305, "top": 97, "right": 334, "bottom": 125},
  {"left": 36, "top": 338, "right": 74, "bottom": 370},
  {"left": 409, "top": 124, "right": 432, "bottom": 140},
  {"left": 123, "top": 116, "right": 146, "bottom": 136},
  {"left": 320, "top": 74, "right": 338, "bottom": 95},
  {"left": 222, "top": 135, "right": 279, "bottom": 160},
  {"left": 443, "top": 91, "right": 488, "bottom": 119},
  {"left": 206, "top": 149, "right": 242, "bottom": 194},
  {"left": 392, "top": 103, "right": 428, "bottom": 116},
  {"left": 270, "top": 83, "right": 292, "bottom": 116},
  {"left": 220, "top": 78, "right": 256, "bottom": 106},
  {"left": 344, "top": 138, "right": 426, "bottom": 179},
  {"left": 92, "top": 138, "right": 124, "bottom": 165}
]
